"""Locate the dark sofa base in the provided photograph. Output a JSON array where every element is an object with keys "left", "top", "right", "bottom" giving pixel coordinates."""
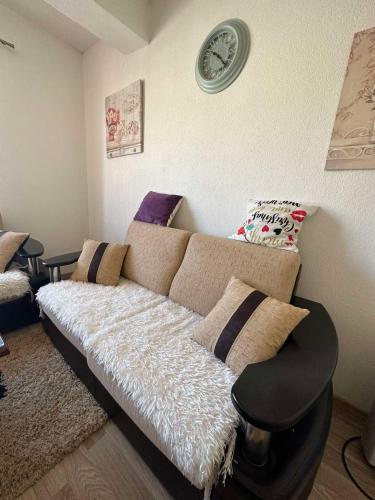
[
  {"left": 0, "top": 270, "right": 49, "bottom": 333},
  {"left": 43, "top": 315, "right": 332, "bottom": 500},
  {"left": 0, "top": 293, "right": 40, "bottom": 333}
]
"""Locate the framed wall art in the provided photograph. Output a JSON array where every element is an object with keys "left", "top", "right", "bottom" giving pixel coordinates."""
[
  {"left": 326, "top": 27, "right": 375, "bottom": 170},
  {"left": 105, "top": 79, "right": 143, "bottom": 159}
]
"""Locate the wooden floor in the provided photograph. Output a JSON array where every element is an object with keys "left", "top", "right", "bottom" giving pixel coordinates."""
[
  {"left": 19, "top": 399, "right": 375, "bottom": 500},
  {"left": 310, "top": 399, "right": 375, "bottom": 500}
]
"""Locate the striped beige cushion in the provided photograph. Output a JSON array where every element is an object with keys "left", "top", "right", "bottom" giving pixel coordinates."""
[
  {"left": 193, "top": 277, "right": 309, "bottom": 375},
  {"left": 0, "top": 231, "right": 29, "bottom": 273},
  {"left": 71, "top": 240, "right": 128, "bottom": 286}
]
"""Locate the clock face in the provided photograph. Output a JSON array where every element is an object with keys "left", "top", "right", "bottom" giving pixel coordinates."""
[
  {"left": 200, "top": 30, "right": 237, "bottom": 81},
  {"left": 195, "top": 19, "right": 250, "bottom": 94}
]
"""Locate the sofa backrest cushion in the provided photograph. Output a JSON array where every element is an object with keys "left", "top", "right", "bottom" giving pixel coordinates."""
[
  {"left": 122, "top": 221, "right": 192, "bottom": 296},
  {"left": 169, "top": 234, "right": 301, "bottom": 316}
]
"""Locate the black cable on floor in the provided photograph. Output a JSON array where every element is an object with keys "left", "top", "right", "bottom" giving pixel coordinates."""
[{"left": 341, "top": 436, "right": 375, "bottom": 500}]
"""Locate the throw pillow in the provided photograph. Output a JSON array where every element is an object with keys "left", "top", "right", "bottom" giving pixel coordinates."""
[
  {"left": 71, "top": 240, "right": 128, "bottom": 286},
  {"left": 229, "top": 199, "right": 317, "bottom": 252},
  {"left": 0, "top": 231, "right": 29, "bottom": 273},
  {"left": 134, "top": 191, "right": 183, "bottom": 226},
  {"left": 193, "top": 277, "right": 309, "bottom": 375}
]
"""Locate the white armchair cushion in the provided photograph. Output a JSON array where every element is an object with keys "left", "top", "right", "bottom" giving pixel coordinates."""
[{"left": 0, "top": 270, "right": 30, "bottom": 302}]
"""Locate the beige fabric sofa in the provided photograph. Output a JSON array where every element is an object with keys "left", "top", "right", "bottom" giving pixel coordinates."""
[
  {"left": 37, "top": 221, "right": 338, "bottom": 499},
  {"left": 37, "top": 222, "right": 300, "bottom": 487}
]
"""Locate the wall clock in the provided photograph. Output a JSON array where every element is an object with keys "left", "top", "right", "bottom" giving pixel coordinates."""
[{"left": 195, "top": 19, "right": 250, "bottom": 94}]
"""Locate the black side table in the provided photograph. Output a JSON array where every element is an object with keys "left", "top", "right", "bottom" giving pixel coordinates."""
[{"left": 16, "top": 237, "right": 44, "bottom": 276}]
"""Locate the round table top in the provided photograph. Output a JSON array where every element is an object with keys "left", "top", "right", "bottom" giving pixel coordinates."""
[{"left": 17, "top": 238, "right": 44, "bottom": 258}]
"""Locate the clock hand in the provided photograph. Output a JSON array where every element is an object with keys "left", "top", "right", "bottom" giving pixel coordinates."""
[{"left": 208, "top": 50, "right": 228, "bottom": 67}]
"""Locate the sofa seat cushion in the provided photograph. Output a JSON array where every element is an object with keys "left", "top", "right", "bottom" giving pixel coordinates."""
[
  {"left": 37, "top": 278, "right": 166, "bottom": 354},
  {"left": 0, "top": 270, "right": 30, "bottom": 302},
  {"left": 36, "top": 278, "right": 239, "bottom": 490},
  {"left": 41, "top": 303, "right": 86, "bottom": 355},
  {"left": 87, "top": 352, "right": 179, "bottom": 468}
]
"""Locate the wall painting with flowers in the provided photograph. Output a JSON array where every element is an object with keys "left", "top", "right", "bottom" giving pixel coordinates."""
[
  {"left": 326, "top": 27, "right": 375, "bottom": 170},
  {"left": 105, "top": 80, "right": 143, "bottom": 159}
]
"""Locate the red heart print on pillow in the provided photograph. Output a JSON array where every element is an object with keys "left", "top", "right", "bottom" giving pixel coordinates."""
[{"left": 291, "top": 210, "right": 307, "bottom": 223}]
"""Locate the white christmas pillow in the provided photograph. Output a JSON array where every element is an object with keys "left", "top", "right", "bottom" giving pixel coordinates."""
[{"left": 230, "top": 199, "right": 317, "bottom": 252}]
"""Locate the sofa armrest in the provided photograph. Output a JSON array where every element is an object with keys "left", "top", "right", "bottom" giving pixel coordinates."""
[
  {"left": 41, "top": 251, "right": 81, "bottom": 282},
  {"left": 42, "top": 251, "right": 81, "bottom": 268},
  {"left": 231, "top": 297, "right": 338, "bottom": 432}
]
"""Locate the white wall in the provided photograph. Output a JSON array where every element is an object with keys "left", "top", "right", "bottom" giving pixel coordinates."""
[
  {"left": 83, "top": 0, "right": 375, "bottom": 412},
  {"left": 0, "top": 3, "right": 88, "bottom": 257},
  {"left": 94, "top": 0, "right": 151, "bottom": 41}
]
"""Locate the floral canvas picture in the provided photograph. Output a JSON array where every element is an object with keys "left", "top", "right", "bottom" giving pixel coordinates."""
[
  {"left": 326, "top": 27, "right": 375, "bottom": 170},
  {"left": 105, "top": 80, "right": 143, "bottom": 158}
]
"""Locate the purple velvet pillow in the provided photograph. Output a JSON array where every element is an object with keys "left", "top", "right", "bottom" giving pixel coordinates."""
[{"left": 134, "top": 191, "right": 183, "bottom": 226}]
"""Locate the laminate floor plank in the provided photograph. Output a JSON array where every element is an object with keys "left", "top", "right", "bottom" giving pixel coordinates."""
[
  {"left": 18, "top": 399, "right": 374, "bottom": 500},
  {"left": 309, "top": 399, "right": 375, "bottom": 499}
]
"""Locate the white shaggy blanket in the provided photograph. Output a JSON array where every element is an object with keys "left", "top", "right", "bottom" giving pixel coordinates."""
[
  {"left": 37, "top": 279, "right": 239, "bottom": 492},
  {"left": 0, "top": 270, "right": 30, "bottom": 302}
]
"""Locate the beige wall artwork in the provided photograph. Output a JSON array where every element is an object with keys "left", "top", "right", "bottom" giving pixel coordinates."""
[
  {"left": 326, "top": 27, "right": 375, "bottom": 170},
  {"left": 105, "top": 80, "right": 143, "bottom": 159}
]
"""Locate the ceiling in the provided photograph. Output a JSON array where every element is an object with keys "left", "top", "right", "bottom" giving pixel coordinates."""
[
  {"left": 0, "top": 0, "right": 98, "bottom": 52},
  {"left": 0, "top": 0, "right": 150, "bottom": 54}
]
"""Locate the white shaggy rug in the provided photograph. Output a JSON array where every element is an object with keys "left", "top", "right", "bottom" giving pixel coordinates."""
[
  {"left": 0, "top": 269, "right": 30, "bottom": 302},
  {"left": 37, "top": 279, "right": 239, "bottom": 492}
]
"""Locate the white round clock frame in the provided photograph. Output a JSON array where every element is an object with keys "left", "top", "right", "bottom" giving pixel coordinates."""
[{"left": 195, "top": 19, "right": 250, "bottom": 94}]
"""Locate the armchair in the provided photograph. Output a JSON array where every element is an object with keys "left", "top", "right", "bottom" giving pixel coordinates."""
[{"left": 0, "top": 236, "right": 49, "bottom": 332}]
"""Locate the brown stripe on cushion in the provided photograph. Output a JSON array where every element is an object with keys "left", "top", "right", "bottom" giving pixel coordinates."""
[
  {"left": 214, "top": 290, "right": 267, "bottom": 362},
  {"left": 87, "top": 242, "right": 109, "bottom": 283}
]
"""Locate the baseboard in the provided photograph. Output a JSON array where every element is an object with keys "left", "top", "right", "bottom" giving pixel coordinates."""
[{"left": 334, "top": 396, "right": 367, "bottom": 418}]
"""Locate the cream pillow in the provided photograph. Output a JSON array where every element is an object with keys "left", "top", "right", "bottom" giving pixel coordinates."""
[
  {"left": 0, "top": 231, "right": 29, "bottom": 273},
  {"left": 71, "top": 240, "right": 128, "bottom": 286},
  {"left": 193, "top": 277, "right": 309, "bottom": 375}
]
